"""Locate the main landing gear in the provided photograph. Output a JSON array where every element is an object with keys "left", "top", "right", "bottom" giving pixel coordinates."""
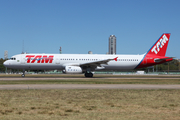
[{"left": 84, "top": 72, "right": 93, "bottom": 77}]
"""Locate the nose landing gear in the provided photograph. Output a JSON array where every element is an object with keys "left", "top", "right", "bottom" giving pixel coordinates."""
[
  {"left": 21, "top": 74, "right": 25, "bottom": 77},
  {"left": 21, "top": 69, "right": 25, "bottom": 77}
]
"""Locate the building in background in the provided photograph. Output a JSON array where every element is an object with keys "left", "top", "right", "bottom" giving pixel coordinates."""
[
  {"left": 4, "top": 51, "right": 8, "bottom": 59},
  {"left": 59, "top": 47, "right": 62, "bottom": 54},
  {"left": 88, "top": 51, "right": 92, "bottom": 54},
  {"left": 109, "top": 35, "right": 116, "bottom": 54}
]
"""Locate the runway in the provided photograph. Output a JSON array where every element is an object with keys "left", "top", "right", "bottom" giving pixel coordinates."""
[
  {"left": 0, "top": 84, "right": 180, "bottom": 90},
  {"left": 0, "top": 77, "right": 180, "bottom": 80}
]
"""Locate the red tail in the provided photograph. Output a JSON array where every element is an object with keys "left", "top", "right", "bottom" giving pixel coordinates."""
[
  {"left": 136, "top": 33, "right": 173, "bottom": 69},
  {"left": 147, "top": 33, "right": 171, "bottom": 56}
]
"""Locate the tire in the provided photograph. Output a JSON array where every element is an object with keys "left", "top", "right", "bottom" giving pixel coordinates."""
[
  {"left": 84, "top": 73, "right": 93, "bottom": 77},
  {"left": 21, "top": 74, "right": 25, "bottom": 77}
]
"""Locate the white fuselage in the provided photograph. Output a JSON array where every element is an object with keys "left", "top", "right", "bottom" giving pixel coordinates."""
[{"left": 3, "top": 53, "right": 145, "bottom": 71}]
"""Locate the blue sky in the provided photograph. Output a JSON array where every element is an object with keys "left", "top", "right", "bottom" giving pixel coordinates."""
[{"left": 0, "top": 0, "right": 180, "bottom": 58}]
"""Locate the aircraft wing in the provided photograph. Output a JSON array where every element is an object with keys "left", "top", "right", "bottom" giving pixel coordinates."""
[
  {"left": 80, "top": 57, "right": 118, "bottom": 69},
  {"left": 154, "top": 57, "right": 174, "bottom": 62}
]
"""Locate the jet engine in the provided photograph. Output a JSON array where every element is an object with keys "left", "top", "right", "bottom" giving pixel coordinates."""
[{"left": 62, "top": 66, "right": 83, "bottom": 74}]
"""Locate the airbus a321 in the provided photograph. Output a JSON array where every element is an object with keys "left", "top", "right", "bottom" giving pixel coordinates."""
[{"left": 3, "top": 33, "right": 173, "bottom": 77}]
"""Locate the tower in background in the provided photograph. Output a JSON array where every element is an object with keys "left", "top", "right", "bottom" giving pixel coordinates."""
[
  {"left": 59, "top": 47, "right": 62, "bottom": 54},
  {"left": 4, "top": 51, "right": 8, "bottom": 59},
  {"left": 109, "top": 35, "right": 116, "bottom": 54}
]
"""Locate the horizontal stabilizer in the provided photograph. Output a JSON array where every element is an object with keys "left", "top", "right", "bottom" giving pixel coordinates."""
[{"left": 154, "top": 57, "right": 174, "bottom": 63}]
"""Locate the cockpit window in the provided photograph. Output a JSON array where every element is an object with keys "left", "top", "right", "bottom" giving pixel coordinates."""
[{"left": 10, "top": 58, "right": 16, "bottom": 60}]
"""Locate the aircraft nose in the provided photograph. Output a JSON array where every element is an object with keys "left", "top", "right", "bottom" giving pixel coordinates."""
[{"left": 3, "top": 61, "right": 9, "bottom": 67}]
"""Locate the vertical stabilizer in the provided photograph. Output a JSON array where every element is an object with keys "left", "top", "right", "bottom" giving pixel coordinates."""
[{"left": 146, "top": 33, "right": 171, "bottom": 56}]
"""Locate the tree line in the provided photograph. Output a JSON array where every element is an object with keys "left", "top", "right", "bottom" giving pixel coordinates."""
[{"left": 0, "top": 58, "right": 6, "bottom": 72}]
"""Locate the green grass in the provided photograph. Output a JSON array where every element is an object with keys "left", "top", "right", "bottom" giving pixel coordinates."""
[
  {"left": 0, "top": 89, "right": 180, "bottom": 120},
  {"left": 1, "top": 78, "right": 180, "bottom": 84}
]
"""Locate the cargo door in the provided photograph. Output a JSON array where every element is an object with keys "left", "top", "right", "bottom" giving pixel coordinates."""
[{"left": 143, "top": 58, "right": 147, "bottom": 65}]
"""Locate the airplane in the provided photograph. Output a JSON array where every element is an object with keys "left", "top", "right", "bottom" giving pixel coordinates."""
[{"left": 3, "top": 33, "right": 173, "bottom": 77}]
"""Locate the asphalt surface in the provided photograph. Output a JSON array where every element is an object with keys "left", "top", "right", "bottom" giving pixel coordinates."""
[
  {"left": 0, "top": 77, "right": 180, "bottom": 81},
  {"left": 0, "top": 84, "right": 180, "bottom": 90}
]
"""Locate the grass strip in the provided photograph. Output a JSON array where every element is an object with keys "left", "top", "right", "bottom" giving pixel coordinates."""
[{"left": 0, "top": 78, "right": 180, "bottom": 84}]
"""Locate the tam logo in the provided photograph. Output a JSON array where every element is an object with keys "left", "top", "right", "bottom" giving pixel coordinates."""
[
  {"left": 26, "top": 55, "right": 54, "bottom": 63},
  {"left": 151, "top": 35, "right": 168, "bottom": 54}
]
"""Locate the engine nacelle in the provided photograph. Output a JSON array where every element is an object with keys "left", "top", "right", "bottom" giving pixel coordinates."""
[{"left": 62, "top": 66, "right": 83, "bottom": 74}]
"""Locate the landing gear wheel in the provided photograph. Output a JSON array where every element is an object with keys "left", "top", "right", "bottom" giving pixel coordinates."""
[
  {"left": 22, "top": 69, "right": 25, "bottom": 77},
  {"left": 21, "top": 74, "right": 25, "bottom": 77},
  {"left": 84, "top": 73, "right": 93, "bottom": 77}
]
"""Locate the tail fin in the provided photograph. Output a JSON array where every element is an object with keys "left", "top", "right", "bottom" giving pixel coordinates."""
[{"left": 147, "top": 33, "right": 171, "bottom": 56}]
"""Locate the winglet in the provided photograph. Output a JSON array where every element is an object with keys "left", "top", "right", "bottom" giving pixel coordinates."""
[{"left": 114, "top": 57, "right": 118, "bottom": 61}]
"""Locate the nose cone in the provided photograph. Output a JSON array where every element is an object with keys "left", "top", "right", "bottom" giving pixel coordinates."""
[{"left": 3, "top": 61, "right": 9, "bottom": 67}]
